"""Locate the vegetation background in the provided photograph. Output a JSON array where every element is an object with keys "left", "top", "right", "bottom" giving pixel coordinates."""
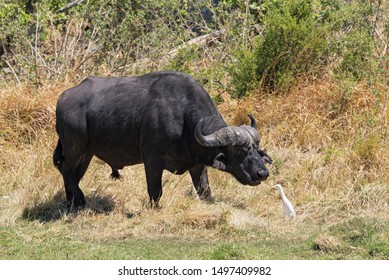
[{"left": 0, "top": 0, "right": 388, "bottom": 259}]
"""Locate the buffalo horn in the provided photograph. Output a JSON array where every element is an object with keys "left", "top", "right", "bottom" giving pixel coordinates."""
[
  {"left": 248, "top": 114, "right": 257, "bottom": 129},
  {"left": 195, "top": 118, "right": 258, "bottom": 148}
]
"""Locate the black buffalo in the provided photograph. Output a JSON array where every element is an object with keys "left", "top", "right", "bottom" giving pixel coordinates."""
[{"left": 53, "top": 71, "right": 272, "bottom": 210}]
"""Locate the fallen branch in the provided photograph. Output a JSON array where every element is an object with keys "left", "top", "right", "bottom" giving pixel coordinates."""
[
  {"left": 56, "top": 0, "right": 86, "bottom": 13},
  {"left": 166, "top": 29, "right": 226, "bottom": 58},
  {"left": 127, "top": 30, "right": 226, "bottom": 72}
]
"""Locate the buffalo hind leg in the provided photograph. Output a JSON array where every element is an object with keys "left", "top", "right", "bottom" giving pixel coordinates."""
[
  {"left": 62, "top": 168, "right": 86, "bottom": 211},
  {"left": 60, "top": 153, "right": 90, "bottom": 211},
  {"left": 143, "top": 157, "right": 164, "bottom": 209},
  {"left": 189, "top": 165, "right": 212, "bottom": 200},
  {"left": 76, "top": 153, "right": 93, "bottom": 183}
]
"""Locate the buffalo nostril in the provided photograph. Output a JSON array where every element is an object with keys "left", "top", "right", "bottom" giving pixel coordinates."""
[{"left": 258, "top": 170, "right": 269, "bottom": 179}]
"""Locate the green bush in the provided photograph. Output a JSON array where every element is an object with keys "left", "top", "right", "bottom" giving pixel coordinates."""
[
  {"left": 330, "top": 1, "right": 376, "bottom": 80},
  {"left": 0, "top": 0, "right": 216, "bottom": 81},
  {"left": 0, "top": 0, "right": 383, "bottom": 91},
  {"left": 228, "top": 0, "right": 379, "bottom": 97},
  {"left": 229, "top": 0, "right": 330, "bottom": 97}
]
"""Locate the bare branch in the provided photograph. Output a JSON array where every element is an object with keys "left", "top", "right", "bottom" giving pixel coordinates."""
[
  {"left": 166, "top": 29, "right": 226, "bottom": 58},
  {"left": 56, "top": 0, "right": 86, "bottom": 13},
  {"left": 4, "top": 60, "right": 20, "bottom": 85}
]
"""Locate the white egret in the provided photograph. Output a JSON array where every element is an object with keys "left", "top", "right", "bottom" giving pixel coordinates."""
[{"left": 274, "top": 184, "right": 296, "bottom": 220}]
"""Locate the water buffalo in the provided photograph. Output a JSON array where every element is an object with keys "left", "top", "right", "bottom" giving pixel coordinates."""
[{"left": 53, "top": 71, "right": 272, "bottom": 210}]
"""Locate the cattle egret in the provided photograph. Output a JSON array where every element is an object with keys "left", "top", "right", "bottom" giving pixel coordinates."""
[{"left": 274, "top": 184, "right": 296, "bottom": 220}]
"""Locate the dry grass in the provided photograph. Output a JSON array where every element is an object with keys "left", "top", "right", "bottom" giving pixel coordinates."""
[{"left": 0, "top": 77, "right": 388, "bottom": 259}]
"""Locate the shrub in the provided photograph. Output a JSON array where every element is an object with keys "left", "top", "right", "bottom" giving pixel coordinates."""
[
  {"left": 229, "top": 0, "right": 330, "bottom": 97},
  {"left": 330, "top": 1, "right": 376, "bottom": 80},
  {"left": 229, "top": 0, "right": 379, "bottom": 97},
  {"left": 0, "top": 0, "right": 218, "bottom": 82}
]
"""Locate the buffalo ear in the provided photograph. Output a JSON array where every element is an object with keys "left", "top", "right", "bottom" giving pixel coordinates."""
[
  {"left": 212, "top": 153, "right": 227, "bottom": 171},
  {"left": 259, "top": 150, "right": 273, "bottom": 164}
]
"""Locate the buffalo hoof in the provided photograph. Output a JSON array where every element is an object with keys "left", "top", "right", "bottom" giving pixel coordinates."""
[
  {"left": 148, "top": 200, "right": 161, "bottom": 210},
  {"left": 66, "top": 198, "right": 86, "bottom": 213},
  {"left": 187, "top": 187, "right": 213, "bottom": 202},
  {"left": 201, "top": 194, "right": 214, "bottom": 202}
]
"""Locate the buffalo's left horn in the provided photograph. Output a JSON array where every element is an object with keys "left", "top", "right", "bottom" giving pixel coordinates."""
[{"left": 195, "top": 118, "right": 254, "bottom": 148}]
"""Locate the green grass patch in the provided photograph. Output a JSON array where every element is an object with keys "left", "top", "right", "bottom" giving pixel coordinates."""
[
  {"left": 313, "top": 217, "right": 389, "bottom": 259},
  {"left": 2, "top": 216, "right": 388, "bottom": 260}
]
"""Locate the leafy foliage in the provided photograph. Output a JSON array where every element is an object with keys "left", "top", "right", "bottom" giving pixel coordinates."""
[
  {"left": 229, "top": 0, "right": 384, "bottom": 97},
  {"left": 0, "top": 0, "right": 386, "bottom": 96},
  {"left": 1, "top": 0, "right": 221, "bottom": 81}
]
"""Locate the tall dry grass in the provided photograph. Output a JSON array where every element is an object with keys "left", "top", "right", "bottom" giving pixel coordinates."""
[
  {"left": 227, "top": 78, "right": 388, "bottom": 225},
  {"left": 0, "top": 77, "right": 388, "bottom": 244}
]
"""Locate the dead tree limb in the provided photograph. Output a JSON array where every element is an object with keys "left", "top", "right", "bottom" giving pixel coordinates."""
[
  {"left": 56, "top": 0, "right": 86, "bottom": 13},
  {"left": 166, "top": 29, "right": 226, "bottom": 58}
]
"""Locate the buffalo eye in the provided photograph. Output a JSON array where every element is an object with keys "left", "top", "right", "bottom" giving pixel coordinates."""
[
  {"left": 237, "top": 147, "right": 249, "bottom": 157},
  {"left": 258, "top": 149, "right": 273, "bottom": 164}
]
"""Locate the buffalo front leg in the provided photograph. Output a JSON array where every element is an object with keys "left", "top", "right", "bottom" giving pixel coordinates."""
[
  {"left": 189, "top": 165, "right": 212, "bottom": 200},
  {"left": 144, "top": 158, "right": 164, "bottom": 209}
]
